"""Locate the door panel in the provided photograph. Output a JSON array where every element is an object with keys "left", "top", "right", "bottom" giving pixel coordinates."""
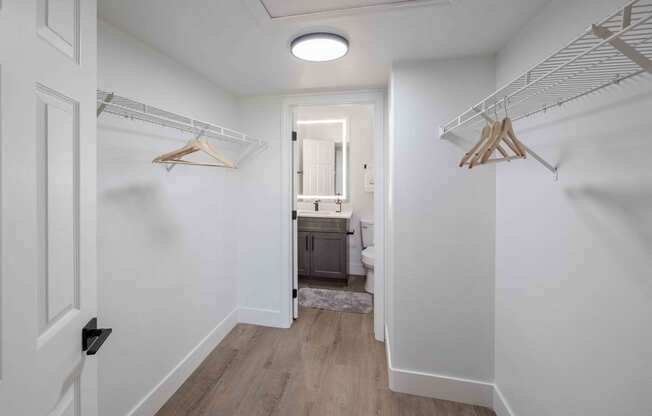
[
  {"left": 36, "top": 84, "right": 80, "bottom": 336},
  {"left": 310, "top": 232, "right": 347, "bottom": 279},
  {"left": 37, "top": 0, "right": 80, "bottom": 62},
  {"left": 0, "top": 0, "right": 98, "bottom": 415}
]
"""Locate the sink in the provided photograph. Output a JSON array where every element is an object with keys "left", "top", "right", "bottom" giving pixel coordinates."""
[{"left": 298, "top": 210, "right": 352, "bottom": 219}]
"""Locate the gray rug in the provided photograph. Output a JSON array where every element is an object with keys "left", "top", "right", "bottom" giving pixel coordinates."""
[{"left": 298, "top": 287, "right": 373, "bottom": 314}]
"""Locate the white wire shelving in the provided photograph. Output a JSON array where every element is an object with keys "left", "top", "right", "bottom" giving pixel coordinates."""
[
  {"left": 440, "top": 0, "right": 652, "bottom": 178},
  {"left": 97, "top": 90, "right": 268, "bottom": 169}
]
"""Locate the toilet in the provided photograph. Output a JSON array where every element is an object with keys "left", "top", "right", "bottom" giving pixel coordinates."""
[{"left": 360, "top": 219, "right": 374, "bottom": 294}]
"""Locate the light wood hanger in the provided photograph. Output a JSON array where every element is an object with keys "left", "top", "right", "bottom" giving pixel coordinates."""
[
  {"left": 459, "top": 124, "right": 490, "bottom": 167},
  {"left": 459, "top": 117, "right": 526, "bottom": 169},
  {"left": 152, "top": 135, "right": 235, "bottom": 169}
]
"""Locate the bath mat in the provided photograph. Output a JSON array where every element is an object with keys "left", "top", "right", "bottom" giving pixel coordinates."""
[{"left": 298, "top": 287, "right": 373, "bottom": 314}]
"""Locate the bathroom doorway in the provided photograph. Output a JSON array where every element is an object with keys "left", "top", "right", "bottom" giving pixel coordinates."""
[{"left": 282, "top": 91, "right": 386, "bottom": 341}]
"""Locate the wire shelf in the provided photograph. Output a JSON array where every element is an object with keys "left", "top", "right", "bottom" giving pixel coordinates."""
[
  {"left": 97, "top": 90, "right": 268, "bottom": 168},
  {"left": 440, "top": 0, "right": 652, "bottom": 142}
]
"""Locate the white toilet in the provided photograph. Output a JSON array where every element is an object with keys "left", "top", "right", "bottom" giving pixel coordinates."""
[{"left": 360, "top": 219, "right": 374, "bottom": 294}]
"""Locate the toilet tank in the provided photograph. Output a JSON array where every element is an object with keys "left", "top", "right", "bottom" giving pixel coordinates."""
[{"left": 360, "top": 219, "right": 374, "bottom": 248}]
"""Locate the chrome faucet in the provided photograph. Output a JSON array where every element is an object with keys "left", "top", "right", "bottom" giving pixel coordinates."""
[
  {"left": 335, "top": 198, "right": 342, "bottom": 213},
  {"left": 313, "top": 200, "right": 320, "bottom": 212}
]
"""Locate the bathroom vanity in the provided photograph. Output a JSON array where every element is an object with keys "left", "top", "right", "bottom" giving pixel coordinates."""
[{"left": 298, "top": 212, "right": 351, "bottom": 281}]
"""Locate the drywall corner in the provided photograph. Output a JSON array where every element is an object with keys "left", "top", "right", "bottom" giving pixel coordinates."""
[
  {"left": 385, "top": 326, "right": 494, "bottom": 408},
  {"left": 125, "top": 309, "right": 238, "bottom": 416},
  {"left": 492, "top": 385, "right": 515, "bottom": 416},
  {"left": 238, "top": 307, "right": 289, "bottom": 328}
]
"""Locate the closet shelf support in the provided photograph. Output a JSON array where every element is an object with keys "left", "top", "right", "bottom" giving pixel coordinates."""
[
  {"left": 591, "top": 24, "right": 652, "bottom": 73},
  {"left": 96, "top": 92, "right": 114, "bottom": 117},
  {"left": 520, "top": 143, "right": 558, "bottom": 181}
]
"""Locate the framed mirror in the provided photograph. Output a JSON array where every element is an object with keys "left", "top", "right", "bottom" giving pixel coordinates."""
[{"left": 296, "top": 118, "right": 348, "bottom": 200}]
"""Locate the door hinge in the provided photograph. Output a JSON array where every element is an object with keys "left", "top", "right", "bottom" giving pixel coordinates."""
[
  {"left": 292, "top": 131, "right": 297, "bottom": 141},
  {"left": 293, "top": 288, "right": 298, "bottom": 299},
  {"left": 292, "top": 210, "right": 297, "bottom": 220}
]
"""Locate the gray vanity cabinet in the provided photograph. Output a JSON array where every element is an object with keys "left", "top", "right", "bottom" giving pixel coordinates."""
[{"left": 298, "top": 217, "right": 349, "bottom": 281}]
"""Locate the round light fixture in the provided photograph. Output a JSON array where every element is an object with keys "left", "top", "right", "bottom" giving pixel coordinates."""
[{"left": 291, "top": 33, "right": 349, "bottom": 62}]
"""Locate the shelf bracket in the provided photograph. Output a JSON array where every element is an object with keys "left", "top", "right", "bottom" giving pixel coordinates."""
[
  {"left": 472, "top": 105, "right": 494, "bottom": 123},
  {"left": 622, "top": 4, "right": 633, "bottom": 29},
  {"left": 520, "top": 143, "right": 558, "bottom": 181},
  {"left": 592, "top": 24, "right": 652, "bottom": 73},
  {"left": 96, "top": 92, "right": 114, "bottom": 117}
]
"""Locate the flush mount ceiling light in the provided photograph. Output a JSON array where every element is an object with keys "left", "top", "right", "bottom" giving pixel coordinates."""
[{"left": 290, "top": 33, "right": 349, "bottom": 62}]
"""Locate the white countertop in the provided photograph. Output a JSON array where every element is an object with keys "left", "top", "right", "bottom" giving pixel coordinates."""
[{"left": 298, "top": 210, "right": 352, "bottom": 219}]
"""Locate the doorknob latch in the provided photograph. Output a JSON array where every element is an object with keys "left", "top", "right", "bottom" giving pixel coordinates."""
[{"left": 82, "top": 318, "right": 112, "bottom": 356}]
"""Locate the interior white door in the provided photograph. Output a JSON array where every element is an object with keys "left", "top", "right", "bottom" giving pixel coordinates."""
[
  {"left": 0, "top": 0, "right": 99, "bottom": 415},
  {"left": 292, "top": 125, "right": 299, "bottom": 319}
]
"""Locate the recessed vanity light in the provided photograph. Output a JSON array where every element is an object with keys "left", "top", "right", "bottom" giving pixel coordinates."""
[{"left": 290, "top": 33, "right": 349, "bottom": 62}]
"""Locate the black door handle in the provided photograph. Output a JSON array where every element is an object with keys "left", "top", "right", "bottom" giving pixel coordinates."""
[
  {"left": 311, "top": 235, "right": 315, "bottom": 251},
  {"left": 305, "top": 235, "right": 309, "bottom": 250},
  {"left": 82, "top": 318, "right": 112, "bottom": 356}
]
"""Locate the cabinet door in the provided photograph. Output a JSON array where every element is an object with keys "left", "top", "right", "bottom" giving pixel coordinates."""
[
  {"left": 298, "top": 231, "right": 311, "bottom": 277},
  {"left": 310, "top": 232, "right": 347, "bottom": 280}
]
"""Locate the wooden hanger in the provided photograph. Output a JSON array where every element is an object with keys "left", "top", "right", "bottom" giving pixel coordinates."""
[
  {"left": 459, "top": 117, "right": 527, "bottom": 169},
  {"left": 459, "top": 124, "right": 490, "bottom": 167},
  {"left": 152, "top": 136, "right": 235, "bottom": 169}
]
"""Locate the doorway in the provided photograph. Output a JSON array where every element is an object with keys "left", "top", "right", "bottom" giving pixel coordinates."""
[{"left": 282, "top": 91, "right": 386, "bottom": 341}]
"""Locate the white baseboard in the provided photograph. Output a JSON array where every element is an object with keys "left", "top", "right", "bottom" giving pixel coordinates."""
[
  {"left": 385, "top": 326, "right": 494, "bottom": 408},
  {"left": 125, "top": 309, "right": 239, "bottom": 416},
  {"left": 493, "top": 385, "right": 515, "bottom": 416},
  {"left": 238, "top": 307, "right": 289, "bottom": 328},
  {"left": 348, "top": 262, "right": 365, "bottom": 276}
]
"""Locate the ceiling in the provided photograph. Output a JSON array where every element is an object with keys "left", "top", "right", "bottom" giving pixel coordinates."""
[
  {"left": 258, "top": 0, "right": 452, "bottom": 19},
  {"left": 98, "top": 0, "right": 550, "bottom": 96}
]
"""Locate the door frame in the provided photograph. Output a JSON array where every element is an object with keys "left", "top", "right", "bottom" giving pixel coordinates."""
[{"left": 280, "top": 90, "right": 386, "bottom": 341}]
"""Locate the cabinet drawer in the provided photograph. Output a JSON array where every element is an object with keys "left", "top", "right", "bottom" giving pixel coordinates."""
[{"left": 298, "top": 217, "right": 348, "bottom": 233}]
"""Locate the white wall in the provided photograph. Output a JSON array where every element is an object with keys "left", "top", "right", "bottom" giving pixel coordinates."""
[
  {"left": 98, "top": 21, "right": 241, "bottom": 416},
  {"left": 494, "top": 1, "right": 652, "bottom": 415},
  {"left": 235, "top": 95, "right": 289, "bottom": 327},
  {"left": 388, "top": 57, "right": 496, "bottom": 389},
  {"left": 295, "top": 104, "right": 375, "bottom": 275}
]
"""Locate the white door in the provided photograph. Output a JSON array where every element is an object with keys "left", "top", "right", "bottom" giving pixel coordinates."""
[
  {"left": 0, "top": 0, "right": 99, "bottom": 415},
  {"left": 292, "top": 124, "right": 299, "bottom": 319}
]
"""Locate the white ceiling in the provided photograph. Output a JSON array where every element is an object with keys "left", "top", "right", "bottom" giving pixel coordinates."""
[
  {"left": 259, "top": 0, "right": 452, "bottom": 19},
  {"left": 98, "top": 0, "right": 550, "bottom": 96}
]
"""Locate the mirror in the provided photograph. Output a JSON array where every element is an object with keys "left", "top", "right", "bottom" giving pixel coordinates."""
[{"left": 296, "top": 118, "right": 348, "bottom": 200}]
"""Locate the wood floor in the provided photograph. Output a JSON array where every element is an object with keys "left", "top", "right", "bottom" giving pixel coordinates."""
[{"left": 156, "top": 307, "right": 496, "bottom": 416}]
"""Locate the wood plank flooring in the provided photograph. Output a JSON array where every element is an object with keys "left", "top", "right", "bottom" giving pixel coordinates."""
[{"left": 156, "top": 307, "right": 495, "bottom": 416}]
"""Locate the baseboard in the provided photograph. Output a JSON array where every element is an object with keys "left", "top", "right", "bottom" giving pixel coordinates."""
[
  {"left": 493, "top": 385, "right": 515, "bottom": 416},
  {"left": 348, "top": 262, "right": 365, "bottom": 276},
  {"left": 238, "top": 307, "right": 289, "bottom": 328},
  {"left": 125, "top": 309, "right": 238, "bottom": 416},
  {"left": 385, "top": 326, "right": 494, "bottom": 408}
]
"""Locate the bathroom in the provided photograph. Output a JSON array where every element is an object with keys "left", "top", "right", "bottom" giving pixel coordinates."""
[{"left": 293, "top": 103, "right": 377, "bottom": 317}]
